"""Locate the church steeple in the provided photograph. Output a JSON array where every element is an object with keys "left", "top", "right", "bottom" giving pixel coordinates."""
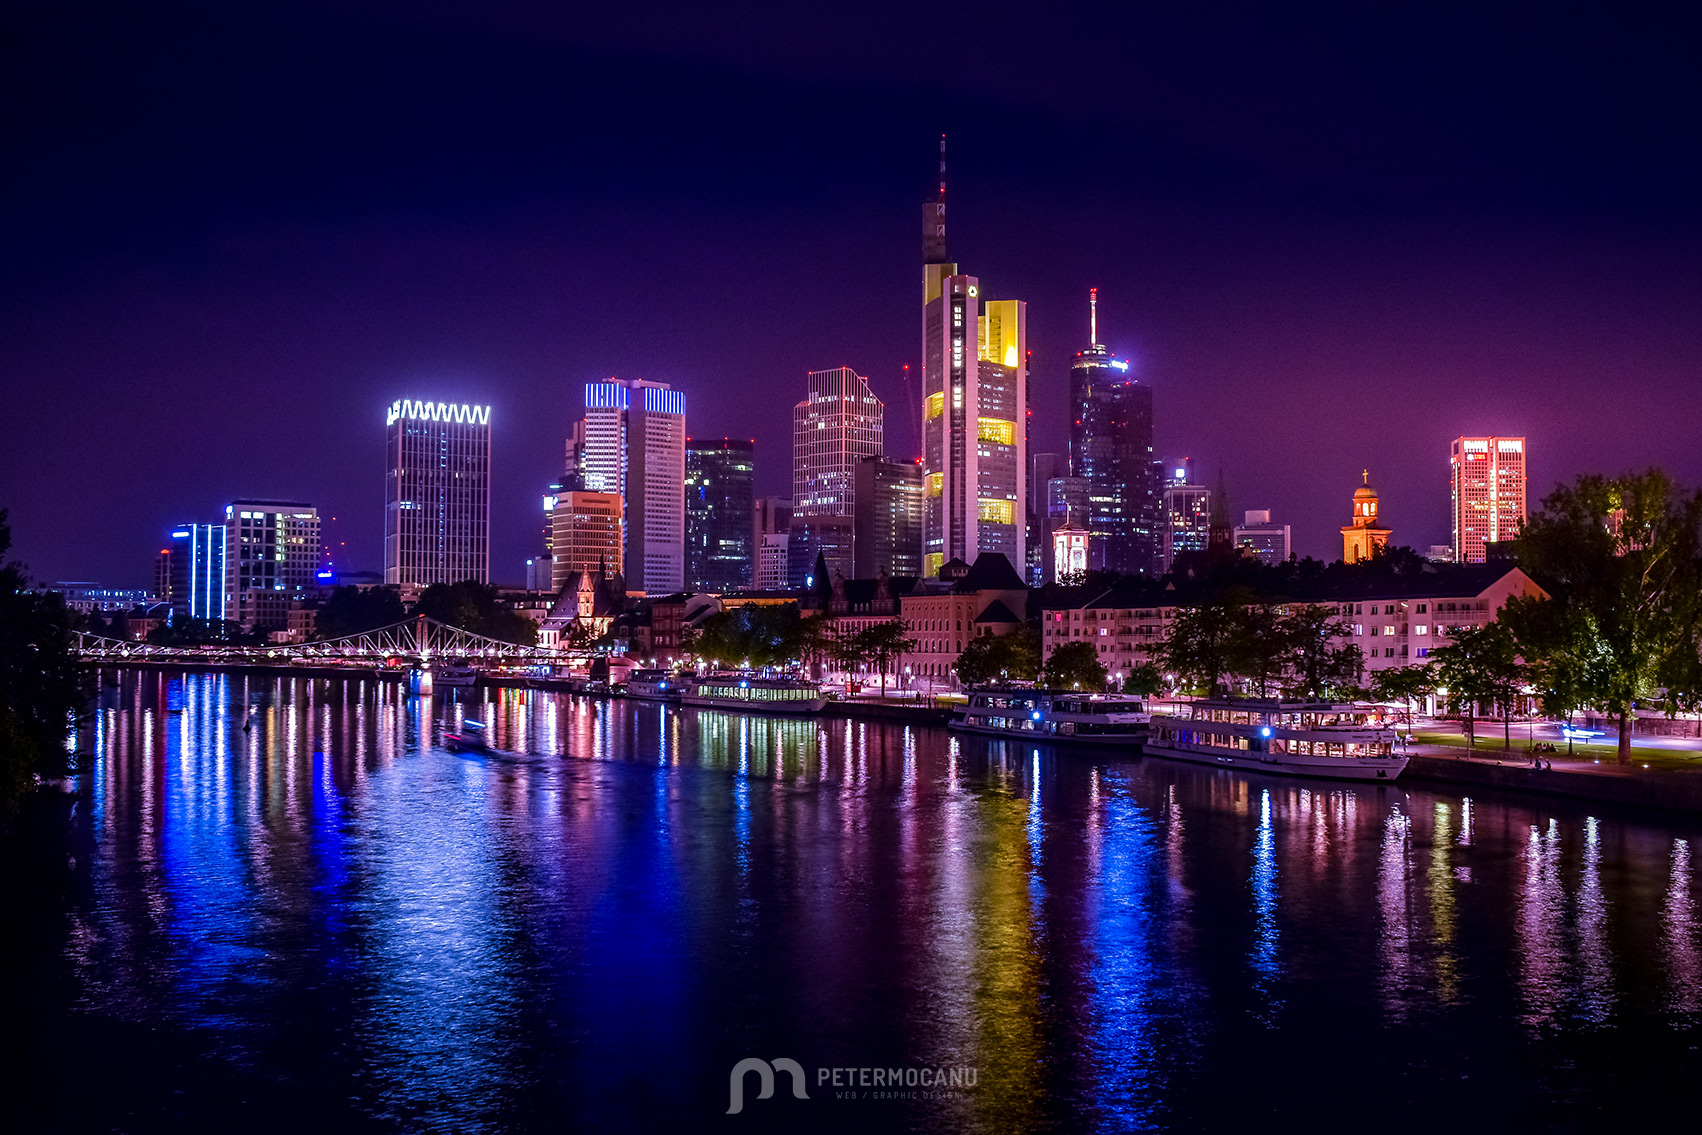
[{"left": 1342, "top": 470, "right": 1392, "bottom": 563}]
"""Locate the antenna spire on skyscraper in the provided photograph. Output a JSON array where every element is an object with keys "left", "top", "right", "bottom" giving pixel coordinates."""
[
  {"left": 1090, "top": 287, "right": 1099, "bottom": 348},
  {"left": 923, "top": 135, "right": 949, "bottom": 264}
]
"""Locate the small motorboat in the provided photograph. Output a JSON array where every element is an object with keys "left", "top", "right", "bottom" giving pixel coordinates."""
[{"left": 446, "top": 719, "right": 490, "bottom": 752}]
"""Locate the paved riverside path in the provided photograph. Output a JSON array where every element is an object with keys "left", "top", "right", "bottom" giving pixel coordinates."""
[{"left": 1402, "top": 741, "right": 1702, "bottom": 815}]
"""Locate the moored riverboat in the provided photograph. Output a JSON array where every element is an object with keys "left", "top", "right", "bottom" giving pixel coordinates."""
[
  {"left": 949, "top": 689, "right": 1151, "bottom": 747},
  {"left": 1144, "top": 698, "right": 1407, "bottom": 781},
  {"left": 624, "top": 669, "right": 682, "bottom": 702},
  {"left": 679, "top": 674, "right": 826, "bottom": 715},
  {"left": 430, "top": 660, "right": 478, "bottom": 687}
]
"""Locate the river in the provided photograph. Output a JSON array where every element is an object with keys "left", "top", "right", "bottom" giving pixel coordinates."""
[{"left": 9, "top": 671, "right": 1702, "bottom": 1132}]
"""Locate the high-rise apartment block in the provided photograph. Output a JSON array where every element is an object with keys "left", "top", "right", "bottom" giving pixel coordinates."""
[
  {"left": 580, "top": 379, "right": 687, "bottom": 594},
  {"left": 852, "top": 455, "right": 924, "bottom": 578},
  {"left": 384, "top": 399, "right": 492, "bottom": 588},
  {"left": 686, "top": 438, "right": 756, "bottom": 592},
  {"left": 549, "top": 491, "right": 623, "bottom": 593},
  {"left": 1070, "top": 290, "right": 1158, "bottom": 576},
  {"left": 225, "top": 501, "right": 319, "bottom": 628},
  {"left": 920, "top": 143, "right": 1026, "bottom": 577},
  {"left": 1451, "top": 436, "right": 1527, "bottom": 564},
  {"left": 168, "top": 523, "right": 227, "bottom": 623},
  {"left": 793, "top": 368, "right": 882, "bottom": 518}
]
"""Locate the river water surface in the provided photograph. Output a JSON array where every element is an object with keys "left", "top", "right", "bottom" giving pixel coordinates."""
[{"left": 13, "top": 672, "right": 1702, "bottom": 1132}]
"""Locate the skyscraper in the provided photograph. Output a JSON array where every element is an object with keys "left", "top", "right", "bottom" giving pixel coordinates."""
[
  {"left": 920, "top": 140, "right": 1026, "bottom": 576},
  {"left": 852, "top": 455, "right": 924, "bottom": 578},
  {"left": 686, "top": 438, "right": 756, "bottom": 591},
  {"left": 384, "top": 398, "right": 492, "bottom": 588},
  {"left": 1160, "top": 464, "right": 1210, "bottom": 573},
  {"left": 1451, "top": 436, "right": 1527, "bottom": 563},
  {"left": 793, "top": 368, "right": 883, "bottom": 517},
  {"left": 1027, "top": 452, "right": 1060, "bottom": 584},
  {"left": 225, "top": 501, "right": 319, "bottom": 628},
  {"left": 1069, "top": 289, "right": 1158, "bottom": 576},
  {"left": 168, "top": 523, "right": 226, "bottom": 623},
  {"left": 753, "top": 496, "right": 794, "bottom": 589},
  {"left": 550, "top": 491, "right": 623, "bottom": 592},
  {"left": 580, "top": 378, "right": 687, "bottom": 594}
]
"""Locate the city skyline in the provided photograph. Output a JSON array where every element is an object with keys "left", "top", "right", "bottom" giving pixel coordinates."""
[{"left": 3, "top": 5, "right": 1698, "bottom": 587}]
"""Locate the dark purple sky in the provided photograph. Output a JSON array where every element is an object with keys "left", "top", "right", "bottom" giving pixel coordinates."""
[{"left": 4, "top": 2, "right": 1698, "bottom": 585}]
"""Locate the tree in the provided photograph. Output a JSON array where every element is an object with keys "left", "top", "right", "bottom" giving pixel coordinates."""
[
  {"left": 1042, "top": 640, "right": 1108, "bottom": 692},
  {"left": 849, "top": 620, "right": 916, "bottom": 696},
  {"left": 1280, "top": 604, "right": 1363, "bottom": 699},
  {"left": 1230, "top": 601, "right": 1285, "bottom": 697},
  {"left": 0, "top": 509, "right": 92, "bottom": 813},
  {"left": 690, "top": 604, "right": 806, "bottom": 670},
  {"left": 1504, "top": 470, "right": 1702, "bottom": 763},
  {"left": 1430, "top": 621, "right": 1523, "bottom": 749},
  {"left": 1121, "top": 662, "right": 1165, "bottom": 696},
  {"left": 953, "top": 626, "right": 1041, "bottom": 687},
  {"left": 316, "top": 585, "right": 405, "bottom": 639},
  {"left": 414, "top": 580, "right": 538, "bottom": 646},
  {"left": 1370, "top": 663, "right": 1434, "bottom": 735},
  {"left": 1162, "top": 594, "right": 1243, "bottom": 695}
]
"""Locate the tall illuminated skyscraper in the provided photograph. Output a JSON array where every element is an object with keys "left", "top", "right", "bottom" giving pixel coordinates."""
[
  {"left": 167, "top": 523, "right": 226, "bottom": 623},
  {"left": 1451, "top": 436, "right": 1527, "bottom": 563},
  {"left": 920, "top": 138, "right": 1026, "bottom": 576},
  {"left": 686, "top": 438, "right": 755, "bottom": 591},
  {"left": 1070, "top": 290, "right": 1158, "bottom": 576},
  {"left": 793, "top": 368, "right": 883, "bottom": 517},
  {"left": 384, "top": 398, "right": 492, "bottom": 588},
  {"left": 580, "top": 378, "right": 687, "bottom": 594}
]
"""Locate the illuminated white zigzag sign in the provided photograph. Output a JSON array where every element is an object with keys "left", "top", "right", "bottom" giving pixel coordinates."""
[{"left": 386, "top": 400, "right": 492, "bottom": 426}]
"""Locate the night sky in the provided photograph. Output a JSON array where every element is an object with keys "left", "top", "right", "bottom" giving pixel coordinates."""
[{"left": 4, "top": 2, "right": 1698, "bottom": 586}]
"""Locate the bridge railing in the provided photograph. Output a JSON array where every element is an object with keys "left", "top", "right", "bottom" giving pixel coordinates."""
[{"left": 75, "top": 616, "right": 586, "bottom": 667}]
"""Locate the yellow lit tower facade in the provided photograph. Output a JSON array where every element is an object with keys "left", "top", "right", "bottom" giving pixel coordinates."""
[
  {"left": 920, "top": 137, "right": 1026, "bottom": 576},
  {"left": 1341, "top": 471, "right": 1392, "bottom": 563},
  {"left": 1451, "top": 435, "right": 1527, "bottom": 563}
]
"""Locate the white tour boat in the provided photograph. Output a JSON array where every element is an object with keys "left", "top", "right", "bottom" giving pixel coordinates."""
[
  {"left": 679, "top": 675, "right": 826, "bottom": 715},
  {"left": 950, "top": 689, "right": 1151, "bottom": 747},
  {"left": 624, "top": 669, "right": 682, "bottom": 702},
  {"left": 429, "top": 660, "right": 478, "bottom": 687},
  {"left": 1144, "top": 698, "right": 1408, "bottom": 781}
]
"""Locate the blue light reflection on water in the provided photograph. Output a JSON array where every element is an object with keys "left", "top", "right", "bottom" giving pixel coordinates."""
[{"left": 46, "top": 673, "right": 1702, "bottom": 1132}]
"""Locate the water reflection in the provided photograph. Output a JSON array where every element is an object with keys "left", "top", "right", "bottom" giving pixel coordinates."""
[
  {"left": 43, "top": 673, "right": 1702, "bottom": 1132},
  {"left": 1667, "top": 839, "right": 1700, "bottom": 1014}
]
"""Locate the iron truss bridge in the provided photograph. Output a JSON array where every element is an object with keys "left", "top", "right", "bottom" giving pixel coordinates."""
[{"left": 75, "top": 616, "right": 581, "bottom": 669}]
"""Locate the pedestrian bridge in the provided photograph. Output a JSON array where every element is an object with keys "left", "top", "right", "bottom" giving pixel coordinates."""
[{"left": 74, "top": 616, "right": 577, "bottom": 670}]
